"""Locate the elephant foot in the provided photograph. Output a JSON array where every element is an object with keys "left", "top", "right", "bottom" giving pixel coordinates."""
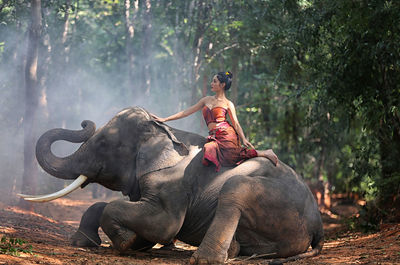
[
  {"left": 189, "top": 239, "right": 238, "bottom": 264},
  {"left": 227, "top": 239, "right": 240, "bottom": 259},
  {"left": 70, "top": 229, "right": 101, "bottom": 247},
  {"left": 110, "top": 228, "right": 137, "bottom": 253},
  {"left": 190, "top": 248, "right": 226, "bottom": 265}
]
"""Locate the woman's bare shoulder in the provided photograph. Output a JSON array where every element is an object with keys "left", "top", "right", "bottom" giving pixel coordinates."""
[
  {"left": 201, "top": 96, "right": 214, "bottom": 104},
  {"left": 227, "top": 100, "right": 236, "bottom": 109}
]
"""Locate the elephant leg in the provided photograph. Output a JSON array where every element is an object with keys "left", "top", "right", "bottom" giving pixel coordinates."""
[
  {"left": 100, "top": 199, "right": 184, "bottom": 253},
  {"left": 191, "top": 175, "right": 315, "bottom": 264},
  {"left": 190, "top": 175, "right": 272, "bottom": 264},
  {"left": 71, "top": 202, "right": 107, "bottom": 247},
  {"left": 190, "top": 176, "right": 249, "bottom": 264}
]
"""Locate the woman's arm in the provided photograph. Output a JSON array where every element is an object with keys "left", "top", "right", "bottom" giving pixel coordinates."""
[
  {"left": 227, "top": 101, "right": 255, "bottom": 149},
  {"left": 152, "top": 97, "right": 207, "bottom": 122}
]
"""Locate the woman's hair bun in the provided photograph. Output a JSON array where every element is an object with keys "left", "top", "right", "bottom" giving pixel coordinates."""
[{"left": 216, "top": 71, "right": 233, "bottom": 90}]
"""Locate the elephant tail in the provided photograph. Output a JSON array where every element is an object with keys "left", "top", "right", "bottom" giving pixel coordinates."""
[{"left": 268, "top": 234, "right": 324, "bottom": 265}]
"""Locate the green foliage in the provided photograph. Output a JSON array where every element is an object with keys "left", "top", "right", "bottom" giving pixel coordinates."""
[
  {"left": 301, "top": 0, "right": 399, "bottom": 205},
  {"left": 0, "top": 237, "right": 33, "bottom": 256},
  {"left": 248, "top": 0, "right": 400, "bottom": 213}
]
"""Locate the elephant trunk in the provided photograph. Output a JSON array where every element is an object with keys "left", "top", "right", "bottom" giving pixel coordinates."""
[{"left": 36, "top": 120, "right": 96, "bottom": 180}]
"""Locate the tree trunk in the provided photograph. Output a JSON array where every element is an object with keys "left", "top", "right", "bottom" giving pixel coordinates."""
[
  {"left": 260, "top": 87, "right": 271, "bottom": 136},
  {"left": 140, "top": 0, "right": 152, "bottom": 98},
  {"left": 313, "top": 146, "right": 331, "bottom": 210},
  {"left": 231, "top": 50, "right": 239, "bottom": 105},
  {"left": 292, "top": 94, "right": 302, "bottom": 168},
  {"left": 7, "top": 1, "right": 26, "bottom": 198},
  {"left": 61, "top": 0, "right": 71, "bottom": 63},
  {"left": 125, "top": 0, "right": 138, "bottom": 98},
  {"left": 378, "top": 117, "right": 400, "bottom": 208},
  {"left": 19, "top": 0, "right": 42, "bottom": 210},
  {"left": 190, "top": 33, "right": 203, "bottom": 104},
  {"left": 190, "top": 0, "right": 210, "bottom": 105},
  {"left": 38, "top": 6, "right": 51, "bottom": 121},
  {"left": 50, "top": 0, "right": 71, "bottom": 71},
  {"left": 70, "top": 0, "right": 79, "bottom": 50},
  {"left": 376, "top": 65, "right": 400, "bottom": 213}
]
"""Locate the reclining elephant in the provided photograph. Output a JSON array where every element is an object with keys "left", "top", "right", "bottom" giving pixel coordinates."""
[{"left": 20, "top": 107, "right": 324, "bottom": 264}]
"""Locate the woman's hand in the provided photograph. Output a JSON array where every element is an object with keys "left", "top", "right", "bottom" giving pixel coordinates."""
[
  {"left": 151, "top": 113, "right": 167, "bottom": 123},
  {"left": 242, "top": 138, "right": 255, "bottom": 149}
]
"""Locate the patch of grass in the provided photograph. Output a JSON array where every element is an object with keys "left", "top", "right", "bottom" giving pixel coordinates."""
[{"left": 0, "top": 236, "right": 33, "bottom": 256}]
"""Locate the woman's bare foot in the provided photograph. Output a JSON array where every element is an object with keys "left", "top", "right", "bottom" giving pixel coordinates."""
[{"left": 257, "top": 149, "right": 279, "bottom": 166}]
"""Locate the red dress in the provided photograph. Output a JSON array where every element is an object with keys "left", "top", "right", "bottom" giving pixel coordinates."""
[{"left": 202, "top": 106, "right": 257, "bottom": 171}]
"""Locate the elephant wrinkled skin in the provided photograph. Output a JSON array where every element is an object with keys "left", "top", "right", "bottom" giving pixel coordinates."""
[{"left": 34, "top": 107, "right": 324, "bottom": 264}]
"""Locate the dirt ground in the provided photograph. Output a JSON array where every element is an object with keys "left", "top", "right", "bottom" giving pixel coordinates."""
[{"left": 0, "top": 189, "right": 399, "bottom": 265}]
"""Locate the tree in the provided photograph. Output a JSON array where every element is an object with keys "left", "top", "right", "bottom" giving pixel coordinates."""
[
  {"left": 124, "top": 0, "right": 138, "bottom": 98},
  {"left": 273, "top": 0, "right": 400, "bottom": 219},
  {"left": 20, "top": 0, "right": 42, "bottom": 209},
  {"left": 139, "top": 0, "right": 152, "bottom": 98}
]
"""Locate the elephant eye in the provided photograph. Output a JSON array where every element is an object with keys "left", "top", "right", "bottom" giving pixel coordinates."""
[{"left": 98, "top": 139, "right": 108, "bottom": 150}]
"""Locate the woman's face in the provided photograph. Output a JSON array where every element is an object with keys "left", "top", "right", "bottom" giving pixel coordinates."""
[{"left": 211, "top": 75, "right": 225, "bottom": 92}]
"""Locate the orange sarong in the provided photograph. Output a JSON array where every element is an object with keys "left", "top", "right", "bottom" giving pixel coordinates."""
[{"left": 202, "top": 121, "right": 257, "bottom": 172}]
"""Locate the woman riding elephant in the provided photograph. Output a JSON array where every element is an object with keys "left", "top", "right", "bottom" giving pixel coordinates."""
[{"left": 152, "top": 71, "right": 278, "bottom": 171}]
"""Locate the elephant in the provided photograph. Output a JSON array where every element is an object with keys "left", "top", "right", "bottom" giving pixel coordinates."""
[{"left": 21, "top": 106, "right": 324, "bottom": 264}]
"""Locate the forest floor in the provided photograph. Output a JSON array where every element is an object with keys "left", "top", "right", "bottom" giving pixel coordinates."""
[{"left": 0, "top": 189, "right": 399, "bottom": 265}]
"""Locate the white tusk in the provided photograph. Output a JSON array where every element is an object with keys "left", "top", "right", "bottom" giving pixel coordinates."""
[
  {"left": 18, "top": 193, "right": 37, "bottom": 198},
  {"left": 17, "top": 175, "right": 88, "bottom": 202}
]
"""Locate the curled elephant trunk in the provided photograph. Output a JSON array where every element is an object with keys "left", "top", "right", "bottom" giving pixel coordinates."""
[{"left": 36, "top": 120, "right": 96, "bottom": 180}]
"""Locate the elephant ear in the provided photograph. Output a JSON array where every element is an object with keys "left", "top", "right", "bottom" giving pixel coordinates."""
[{"left": 136, "top": 121, "right": 189, "bottom": 178}]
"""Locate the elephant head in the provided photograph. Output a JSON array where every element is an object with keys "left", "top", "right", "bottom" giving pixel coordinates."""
[{"left": 20, "top": 107, "right": 188, "bottom": 201}]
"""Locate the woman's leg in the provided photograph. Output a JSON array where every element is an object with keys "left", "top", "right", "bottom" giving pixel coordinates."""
[{"left": 256, "top": 149, "right": 279, "bottom": 166}]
